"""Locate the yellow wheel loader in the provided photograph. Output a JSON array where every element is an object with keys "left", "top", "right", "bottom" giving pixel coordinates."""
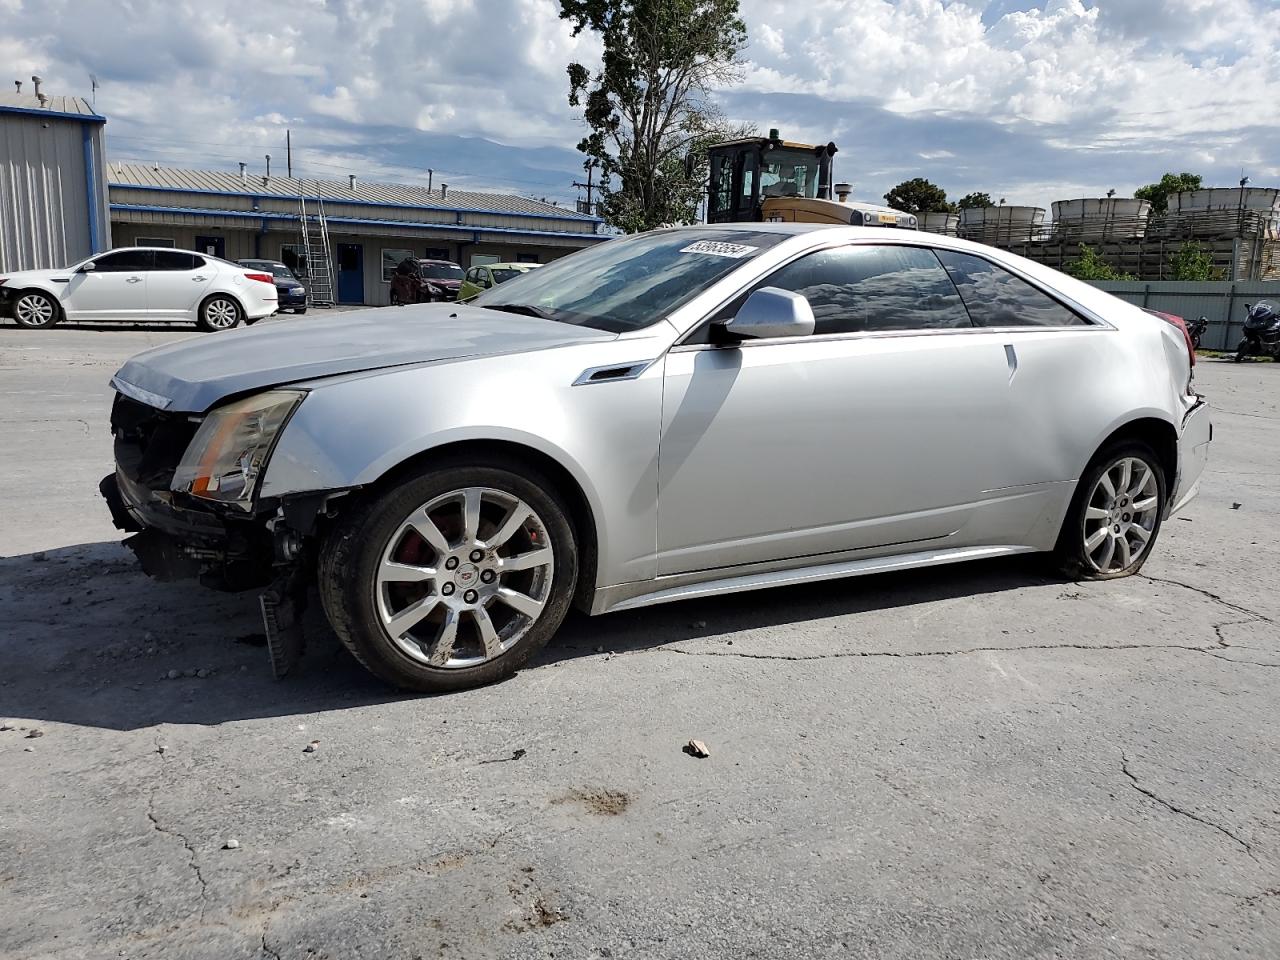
[{"left": 703, "top": 130, "right": 917, "bottom": 230}]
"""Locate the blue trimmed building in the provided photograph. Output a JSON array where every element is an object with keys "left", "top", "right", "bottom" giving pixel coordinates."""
[
  {"left": 107, "top": 163, "right": 606, "bottom": 305},
  {"left": 0, "top": 92, "right": 110, "bottom": 273}
]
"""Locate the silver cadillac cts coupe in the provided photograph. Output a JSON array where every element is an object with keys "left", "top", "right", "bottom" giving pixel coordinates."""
[{"left": 102, "top": 224, "right": 1211, "bottom": 691}]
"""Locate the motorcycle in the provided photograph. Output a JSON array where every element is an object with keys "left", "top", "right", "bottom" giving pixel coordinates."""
[
  {"left": 1235, "top": 301, "right": 1280, "bottom": 362},
  {"left": 1187, "top": 315, "right": 1208, "bottom": 351}
]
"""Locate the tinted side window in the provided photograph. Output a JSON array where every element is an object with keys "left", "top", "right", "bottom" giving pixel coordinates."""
[
  {"left": 153, "top": 251, "right": 200, "bottom": 271},
  {"left": 936, "top": 250, "right": 1086, "bottom": 327},
  {"left": 94, "top": 250, "right": 153, "bottom": 272},
  {"left": 763, "top": 245, "right": 973, "bottom": 335}
]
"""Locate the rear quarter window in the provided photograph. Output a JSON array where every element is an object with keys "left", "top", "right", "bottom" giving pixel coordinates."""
[{"left": 936, "top": 250, "right": 1087, "bottom": 327}]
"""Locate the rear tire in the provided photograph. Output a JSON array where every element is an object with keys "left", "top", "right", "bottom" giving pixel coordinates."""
[
  {"left": 1054, "top": 441, "right": 1167, "bottom": 580},
  {"left": 12, "top": 291, "right": 60, "bottom": 329},
  {"left": 318, "top": 458, "right": 578, "bottom": 692},
  {"left": 196, "top": 295, "right": 242, "bottom": 332}
]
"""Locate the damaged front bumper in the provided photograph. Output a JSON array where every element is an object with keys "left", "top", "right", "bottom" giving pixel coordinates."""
[{"left": 101, "top": 468, "right": 276, "bottom": 589}]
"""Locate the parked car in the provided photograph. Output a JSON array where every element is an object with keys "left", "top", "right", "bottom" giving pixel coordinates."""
[
  {"left": 0, "top": 247, "right": 277, "bottom": 331},
  {"left": 458, "top": 262, "right": 542, "bottom": 301},
  {"left": 389, "top": 258, "right": 465, "bottom": 304},
  {"left": 238, "top": 259, "right": 307, "bottom": 315},
  {"left": 100, "top": 224, "right": 1210, "bottom": 693}
]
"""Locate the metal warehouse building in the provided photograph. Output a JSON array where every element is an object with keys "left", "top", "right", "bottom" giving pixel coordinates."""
[
  {"left": 107, "top": 164, "right": 607, "bottom": 305},
  {"left": 0, "top": 90, "right": 110, "bottom": 273}
]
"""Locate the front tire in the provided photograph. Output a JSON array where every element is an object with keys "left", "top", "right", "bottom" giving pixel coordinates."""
[
  {"left": 1054, "top": 441, "right": 1166, "bottom": 580},
  {"left": 13, "top": 291, "right": 60, "bottom": 328},
  {"left": 196, "top": 295, "right": 242, "bottom": 332},
  {"left": 1235, "top": 338, "right": 1250, "bottom": 362},
  {"left": 318, "top": 459, "right": 578, "bottom": 692}
]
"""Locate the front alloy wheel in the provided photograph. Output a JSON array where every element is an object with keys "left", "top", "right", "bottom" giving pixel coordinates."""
[
  {"left": 375, "top": 487, "right": 554, "bottom": 668},
  {"left": 319, "top": 461, "right": 577, "bottom": 691},
  {"left": 13, "top": 291, "right": 59, "bottom": 328}
]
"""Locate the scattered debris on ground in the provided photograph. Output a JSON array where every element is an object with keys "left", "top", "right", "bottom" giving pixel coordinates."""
[{"left": 684, "top": 739, "right": 711, "bottom": 759}]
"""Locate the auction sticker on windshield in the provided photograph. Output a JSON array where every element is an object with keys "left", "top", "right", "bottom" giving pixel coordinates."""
[{"left": 679, "top": 240, "right": 759, "bottom": 258}]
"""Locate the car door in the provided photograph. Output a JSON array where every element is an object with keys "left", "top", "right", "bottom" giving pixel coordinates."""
[
  {"left": 656, "top": 243, "right": 1018, "bottom": 576},
  {"left": 59, "top": 249, "right": 152, "bottom": 321},
  {"left": 146, "top": 251, "right": 214, "bottom": 319},
  {"left": 935, "top": 249, "right": 1106, "bottom": 488}
]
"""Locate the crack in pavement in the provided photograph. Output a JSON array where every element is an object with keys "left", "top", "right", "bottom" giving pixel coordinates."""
[
  {"left": 261, "top": 931, "right": 282, "bottom": 960},
  {"left": 659, "top": 641, "right": 1229, "bottom": 662},
  {"left": 146, "top": 729, "right": 210, "bottom": 924},
  {"left": 1140, "top": 574, "right": 1276, "bottom": 625},
  {"left": 1120, "top": 752, "right": 1258, "bottom": 862}
]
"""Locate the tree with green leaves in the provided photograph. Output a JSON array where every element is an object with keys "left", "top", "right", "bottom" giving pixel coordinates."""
[
  {"left": 883, "top": 178, "right": 952, "bottom": 214},
  {"left": 1135, "top": 172, "right": 1202, "bottom": 215},
  {"left": 561, "top": 0, "right": 747, "bottom": 233},
  {"left": 957, "top": 192, "right": 994, "bottom": 210},
  {"left": 1066, "top": 245, "right": 1136, "bottom": 281},
  {"left": 1167, "top": 241, "right": 1222, "bottom": 281}
]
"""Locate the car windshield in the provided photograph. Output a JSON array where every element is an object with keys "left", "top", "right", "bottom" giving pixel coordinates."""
[
  {"left": 472, "top": 229, "right": 788, "bottom": 332},
  {"left": 492, "top": 268, "right": 525, "bottom": 283},
  {"left": 421, "top": 263, "right": 464, "bottom": 280}
]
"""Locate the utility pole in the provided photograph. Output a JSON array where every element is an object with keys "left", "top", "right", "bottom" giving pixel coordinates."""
[
  {"left": 573, "top": 159, "right": 598, "bottom": 215},
  {"left": 287, "top": 129, "right": 292, "bottom": 179}
]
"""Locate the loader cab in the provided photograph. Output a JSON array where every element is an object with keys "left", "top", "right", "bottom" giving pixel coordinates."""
[{"left": 706, "top": 132, "right": 837, "bottom": 224}]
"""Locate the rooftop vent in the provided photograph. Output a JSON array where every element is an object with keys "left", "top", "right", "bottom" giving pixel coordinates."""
[
  {"left": 13, "top": 80, "right": 21, "bottom": 94},
  {"left": 441, "top": 183, "right": 448, "bottom": 200},
  {"left": 31, "top": 75, "right": 42, "bottom": 98},
  {"left": 348, "top": 174, "right": 356, "bottom": 190}
]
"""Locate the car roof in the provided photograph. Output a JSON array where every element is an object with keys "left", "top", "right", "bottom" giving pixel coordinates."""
[{"left": 487, "top": 262, "right": 540, "bottom": 269}]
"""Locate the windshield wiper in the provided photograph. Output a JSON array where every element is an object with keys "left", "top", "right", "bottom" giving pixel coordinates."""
[{"left": 479, "top": 303, "right": 557, "bottom": 321}]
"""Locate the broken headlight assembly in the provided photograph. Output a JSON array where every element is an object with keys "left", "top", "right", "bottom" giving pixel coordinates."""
[{"left": 172, "top": 390, "right": 304, "bottom": 510}]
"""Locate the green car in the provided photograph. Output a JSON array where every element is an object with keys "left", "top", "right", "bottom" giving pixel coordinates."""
[{"left": 457, "top": 262, "right": 541, "bottom": 301}]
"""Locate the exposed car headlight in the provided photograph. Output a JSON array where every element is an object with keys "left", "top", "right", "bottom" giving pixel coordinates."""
[{"left": 172, "top": 390, "right": 304, "bottom": 509}]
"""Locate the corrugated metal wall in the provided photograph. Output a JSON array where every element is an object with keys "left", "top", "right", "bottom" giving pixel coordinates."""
[
  {"left": 1090, "top": 280, "right": 1280, "bottom": 350},
  {"left": 0, "top": 112, "right": 110, "bottom": 272}
]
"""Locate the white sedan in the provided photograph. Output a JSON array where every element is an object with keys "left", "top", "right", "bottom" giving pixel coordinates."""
[{"left": 0, "top": 247, "right": 278, "bottom": 331}]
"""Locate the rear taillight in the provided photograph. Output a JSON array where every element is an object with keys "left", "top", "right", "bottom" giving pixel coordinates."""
[{"left": 244, "top": 272, "right": 274, "bottom": 285}]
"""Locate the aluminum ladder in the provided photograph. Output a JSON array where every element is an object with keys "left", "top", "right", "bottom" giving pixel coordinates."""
[{"left": 298, "top": 189, "right": 336, "bottom": 307}]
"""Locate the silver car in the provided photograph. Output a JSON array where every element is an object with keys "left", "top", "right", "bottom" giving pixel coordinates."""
[{"left": 102, "top": 224, "right": 1211, "bottom": 691}]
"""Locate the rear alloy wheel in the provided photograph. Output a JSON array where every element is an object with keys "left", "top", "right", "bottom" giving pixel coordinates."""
[
  {"left": 13, "top": 291, "right": 59, "bottom": 328},
  {"left": 319, "top": 462, "right": 577, "bottom": 691},
  {"left": 197, "top": 295, "right": 242, "bottom": 332},
  {"left": 1055, "top": 443, "right": 1166, "bottom": 580}
]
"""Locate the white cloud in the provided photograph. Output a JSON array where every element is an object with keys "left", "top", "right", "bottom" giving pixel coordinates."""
[{"left": 7, "top": 0, "right": 1280, "bottom": 207}]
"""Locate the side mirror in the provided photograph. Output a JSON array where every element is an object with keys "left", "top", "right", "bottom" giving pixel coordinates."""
[
  {"left": 719, "top": 287, "right": 815, "bottom": 341},
  {"left": 80, "top": 261, "right": 96, "bottom": 272}
]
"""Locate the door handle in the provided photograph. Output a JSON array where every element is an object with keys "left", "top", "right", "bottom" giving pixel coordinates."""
[
  {"left": 125, "top": 276, "right": 143, "bottom": 283},
  {"left": 191, "top": 276, "right": 207, "bottom": 281}
]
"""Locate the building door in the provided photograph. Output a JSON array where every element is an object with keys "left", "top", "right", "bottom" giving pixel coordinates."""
[
  {"left": 194, "top": 236, "right": 225, "bottom": 259},
  {"left": 337, "top": 243, "right": 364, "bottom": 303}
]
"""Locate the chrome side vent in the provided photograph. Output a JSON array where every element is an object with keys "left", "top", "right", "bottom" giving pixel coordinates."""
[{"left": 572, "top": 360, "right": 654, "bottom": 386}]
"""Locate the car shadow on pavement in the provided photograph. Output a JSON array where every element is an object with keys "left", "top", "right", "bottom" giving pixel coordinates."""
[{"left": 0, "top": 539, "right": 1053, "bottom": 731}]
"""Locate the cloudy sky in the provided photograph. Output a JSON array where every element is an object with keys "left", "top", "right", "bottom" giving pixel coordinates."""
[{"left": 6, "top": 0, "right": 1280, "bottom": 210}]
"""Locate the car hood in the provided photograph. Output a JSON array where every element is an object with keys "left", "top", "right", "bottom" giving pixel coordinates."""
[
  {"left": 1, "top": 267, "right": 63, "bottom": 284},
  {"left": 112, "top": 303, "right": 614, "bottom": 412}
]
